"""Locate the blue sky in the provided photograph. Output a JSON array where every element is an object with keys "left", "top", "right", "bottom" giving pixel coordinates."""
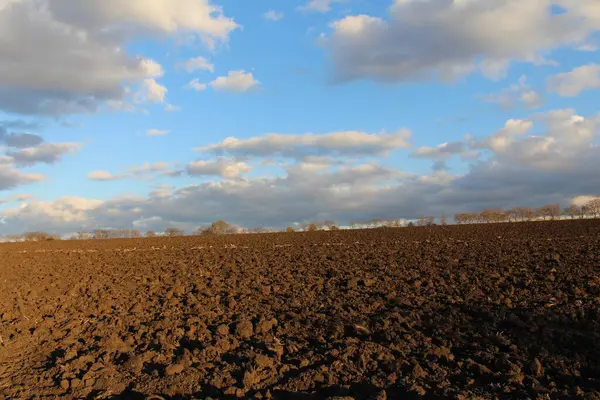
[{"left": 0, "top": 0, "right": 599, "bottom": 234}]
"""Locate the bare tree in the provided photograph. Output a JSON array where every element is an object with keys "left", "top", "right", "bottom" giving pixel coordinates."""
[
  {"left": 417, "top": 216, "right": 434, "bottom": 226},
  {"left": 22, "top": 232, "right": 61, "bottom": 241},
  {"left": 586, "top": 199, "right": 600, "bottom": 218},
  {"left": 538, "top": 204, "right": 561, "bottom": 220},
  {"left": 146, "top": 231, "right": 158, "bottom": 237},
  {"left": 165, "top": 227, "right": 184, "bottom": 237},
  {"left": 304, "top": 223, "right": 318, "bottom": 232},
  {"left": 563, "top": 205, "right": 579, "bottom": 220},
  {"left": 440, "top": 215, "right": 448, "bottom": 225},
  {"left": 93, "top": 230, "right": 109, "bottom": 240}
]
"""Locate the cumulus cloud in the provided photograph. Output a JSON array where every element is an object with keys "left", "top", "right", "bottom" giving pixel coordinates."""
[
  {"left": 481, "top": 76, "right": 542, "bottom": 110},
  {"left": 0, "top": 164, "right": 44, "bottom": 191},
  {"left": 178, "top": 56, "right": 214, "bottom": 73},
  {"left": 187, "top": 79, "right": 208, "bottom": 92},
  {"left": 188, "top": 71, "right": 260, "bottom": 93},
  {"left": 197, "top": 129, "right": 411, "bottom": 159},
  {"left": 88, "top": 162, "right": 171, "bottom": 181},
  {"left": 263, "top": 10, "right": 284, "bottom": 21},
  {"left": 0, "top": 0, "right": 238, "bottom": 115},
  {"left": 547, "top": 64, "right": 600, "bottom": 97},
  {"left": 299, "top": 0, "right": 347, "bottom": 13},
  {"left": 209, "top": 70, "right": 260, "bottom": 93},
  {"left": 323, "top": 0, "right": 600, "bottom": 83},
  {"left": 88, "top": 170, "right": 128, "bottom": 182},
  {"left": 186, "top": 158, "right": 252, "bottom": 178},
  {"left": 0, "top": 125, "right": 44, "bottom": 148},
  {"left": 147, "top": 129, "right": 170, "bottom": 136},
  {"left": 8, "top": 143, "right": 81, "bottom": 167},
  {"left": 2, "top": 109, "right": 600, "bottom": 235}
]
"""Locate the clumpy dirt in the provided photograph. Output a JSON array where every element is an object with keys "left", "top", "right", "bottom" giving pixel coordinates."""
[{"left": 1, "top": 220, "right": 600, "bottom": 399}]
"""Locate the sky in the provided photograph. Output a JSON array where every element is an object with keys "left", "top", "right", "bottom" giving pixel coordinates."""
[{"left": 0, "top": 0, "right": 599, "bottom": 235}]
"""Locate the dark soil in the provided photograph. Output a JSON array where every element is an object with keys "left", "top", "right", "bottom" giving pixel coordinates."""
[{"left": 1, "top": 220, "right": 600, "bottom": 399}]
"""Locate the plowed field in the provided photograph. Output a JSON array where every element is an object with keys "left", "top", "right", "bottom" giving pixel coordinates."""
[{"left": 1, "top": 220, "right": 600, "bottom": 399}]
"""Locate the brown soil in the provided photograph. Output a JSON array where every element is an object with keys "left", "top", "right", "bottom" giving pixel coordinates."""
[{"left": 1, "top": 220, "right": 600, "bottom": 399}]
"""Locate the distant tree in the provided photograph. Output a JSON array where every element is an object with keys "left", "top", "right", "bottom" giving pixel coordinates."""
[
  {"left": 248, "top": 227, "right": 271, "bottom": 234},
  {"left": 407, "top": 221, "right": 415, "bottom": 227},
  {"left": 538, "top": 204, "right": 561, "bottom": 220},
  {"left": 440, "top": 215, "right": 448, "bottom": 225},
  {"left": 328, "top": 225, "right": 339, "bottom": 230},
  {"left": 305, "top": 223, "right": 318, "bottom": 232},
  {"left": 506, "top": 209, "right": 519, "bottom": 222},
  {"left": 145, "top": 231, "right": 157, "bottom": 238},
  {"left": 165, "top": 227, "right": 184, "bottom": 237},
  {"left": 285, "top": 226, "right": 295, "bottom": 233},
  {"left": 417, "top": 217, "right": 435, "bottom": 226},
  {"left": 195, "top": 220, "right": 237, "bottom": 236},
  {"left": 22, "top": 232, "right": 60, "bottom": 241},
  {"left": 74, "top": 231, "right": 92, "bottom": 240},
  {"left": 564, "top": 205, "right": 579, "bottom": 220},
  {"left": 586, "top": 199, "right": 600, "bottom": 218},
  {"left": 93, "top": 230, "right": 109, "bottom": 240}
]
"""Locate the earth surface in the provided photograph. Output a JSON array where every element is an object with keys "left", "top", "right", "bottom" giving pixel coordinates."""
[{"left": 1, "top": 220, "right": 600, "bottom": 399}]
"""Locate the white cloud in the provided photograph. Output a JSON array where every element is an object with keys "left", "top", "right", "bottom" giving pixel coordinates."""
[
  {"left": 482, "top": 76, "right": 542, "bottom": 110},
  {"left": 2, "top": 109, "right": 600, "bottom": 235},
  {"left": 210, "top": 70, "right": 260, "bottom": 93},
  {"left": 165, "top": 104, "right": 181, "bottom": 112},
  {"left": 186, "top": 158, "right": 252, "bottom": 178},
  {"left": 136, "top": 79, "right": 168, "bottom": 104},
  {"left": 0, "top": 0, "right": 238, "bottom": 115},
  {"left": 299, "top": 0, "right": 347, "bottom": 13},
  {"left": 547, "top": 64, "right": 600, "bottom": 97},
  {"left": 88, "top": 170, "right": 128, "bottom": 181},
  {"left": 187, "top": 79, "right": 208, "bottom": 92},
  {"left": 0, "top": 164, "right": 44, "bottom": 191},
  {"left": 147, "top": 129, "right": 170, "bottom": 136},
  {"left": 130, "top": 161, "right": 171, "bottom": 174},
  {"left": 323, "top": 0, "right": 600, "bottom": 83},
  {"left": 197, "top": 129, "right": 411, "bottom": 159},
  {"left": 8, "top": 142, "right": 81, "bottom": 167},
  {"left": 88, "top": 162, "right": 171, "bottom": 181},
  {"left": 178, "top": 56, "right": 214, "bottom": 73},
  {"left": 263, "top": 10, "right": 284, "bottom": 21}
]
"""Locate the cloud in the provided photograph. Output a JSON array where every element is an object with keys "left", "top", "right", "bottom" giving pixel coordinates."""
[
  {"left": 187, "top": 79, "right": 208, "bottom": 92},
  {"left": 7, "top": 143, "right": 81, "bottom": 167},
  {"left": 2, "top": 109, "right": 600, "bottom": 235},
  {"left": 188, "top": 71, "right": 260, "bottom": 93},
  {"left": 0, "top": 0, "right": 238, "bottom": 115},
  {"left": 481, "top": 76, "right": 542, "bottom": 110},
  {"left": 0, "top": 164, "right": 44, "bottom": 191},
  {"left": 186, "top": 158, "right": 252, "bottom": 178},
  {"left": 299, "top": 0, "right": 347, "bottom": 13},
  {"left": 178, "top": 56, "right": 214, "bottom": 73},
  {"left": 547, "top": 64, "right": 600, "bottom": 97},
  {"left": 165, "top": 104, "right": 181, "bottom": 112},
  {"left": 147, "top": 129, "right": 170, "bottom": 136},
  {"left": 323, "top": 0, "right": 600, "bottom": 83},
  {"left": 136, "top": 79, "right": 168, "bottom": 104},
  {"left": 0, "top": 125, "right": 44, "bottom": 148},
  {"left": 88, "top": 162, "right": 171, "bottom": 181},
  {"left": 88, "top": 170, "right": 128, "bottom": 181},
  {"left": 210, "top": 70, "right": 260, "bottom": 92},
  {"left": 197, "top": 129, "right": 411, "bottom": 159},
  {"left": 130, "top": 162, "right": 171, "bottom": 174},
  {"left": 263, "top": 10, "right": 284, "bottom": 21}
]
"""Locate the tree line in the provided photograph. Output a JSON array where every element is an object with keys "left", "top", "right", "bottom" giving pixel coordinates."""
[{"left": 2, "top": 198, "right": 599, "bottom": 242}]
